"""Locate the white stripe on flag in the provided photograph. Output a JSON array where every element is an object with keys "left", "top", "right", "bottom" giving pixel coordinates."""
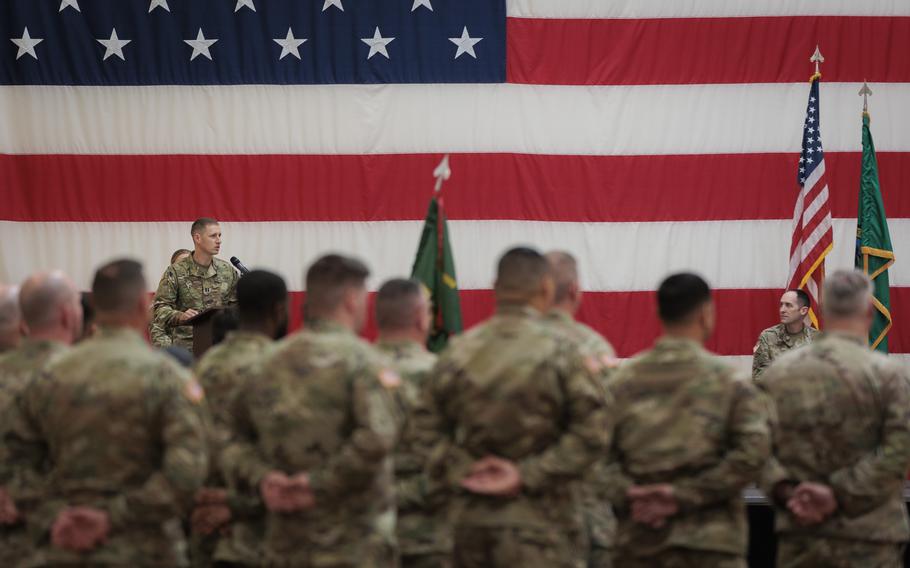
[{"left": 506, "top": 0, "right": 910, "bottom": 18}]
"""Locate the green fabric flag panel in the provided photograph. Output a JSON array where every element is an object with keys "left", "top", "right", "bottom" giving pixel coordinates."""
[
  {"left": 855, "top": 112, "right": 895, "bottom": 352},
  {"left": 411, "top": 195, "right": 464, "bottom": 353}
]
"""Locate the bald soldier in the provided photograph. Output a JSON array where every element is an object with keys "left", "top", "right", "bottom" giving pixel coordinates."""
[
  {"left": 0, "top": 272, "right": 83, "bottom": 566},
  {"left": 221, "top": 254, "right": 400, "bottom": 567},
  {"left": 603, "top": 273, "right": 771, "bottom": 568},
  {"left": 752, "top": 289, "right": 819, "bottom": 379},
  {"left": 759, "top": 270, "right": 910, "bottom": 568},
  {"left": 0, "top": 284, "right": 22, "bottom": 353},
  {"left": 190, "top": 270, "right": 289, "bottom": 567},
  {"left": 152, "top": 218, "right": 239, "bottom": 352},
  {"left": 2, "top": 259, "right": 209, "bottom": 567},
  {"left": 373, "top": 279, "right": 450, "bottom": 568},
  {"left": 544, "top": 251, "right": 618, "bottom": 568},
  {"left": 413, "top": 246, "right": 611, "bottom": 568}
]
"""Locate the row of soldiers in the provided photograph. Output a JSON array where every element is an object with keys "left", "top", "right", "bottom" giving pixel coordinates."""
[{"left": 0, "top": 244, "right": 908, "bottom": 568}]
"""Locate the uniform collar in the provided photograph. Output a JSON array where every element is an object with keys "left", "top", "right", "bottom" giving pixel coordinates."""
[
  {"left": 96, "top": 325, "right": 147, "bottom": 344},
  {"left": 188, "top": 253, "right": 217, "bottom": 278},
  {"left": 306, "top": 318, "right": 355, "bottom": 336},
  {"left": 495, "top": 303, "right": 541, "bottom": 319},
  {"left": 544, "top": 309, "right": 574, "bottom": 324},
  {"left": 223, "top": 329, "right": 272, "bottom": 346},
  {"left": 375, "top": 338, "right": 426, "bottom": 355},
  {"left": 821, "top": 330, "right": 868, "bottom": 346},
  {"left": 654, "top": 336, "right": 706, "bottom": 354},
  {"left": 19, "top": 337, "right": 67, "bottom": 355}
]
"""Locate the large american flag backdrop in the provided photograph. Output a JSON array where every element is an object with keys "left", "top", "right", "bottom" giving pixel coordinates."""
[{"left": 2, "top": 0, "right": 909, "bottom": 367}]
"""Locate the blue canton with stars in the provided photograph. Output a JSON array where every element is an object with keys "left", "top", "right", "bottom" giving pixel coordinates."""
[
  {"left": 797, "top": 77, "right": 824, "bottom": 186},
  {"left": 1, "top": 0, "right": 506, "bottom": 85}
]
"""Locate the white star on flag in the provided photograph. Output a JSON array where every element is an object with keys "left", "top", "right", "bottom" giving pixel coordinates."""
[
  {"left": 98, "top": 29, "right": 131, "bottom": 61},
  {"left": 235, "top": 0, "right": 256, "bottom": 12},
  {"left": 361, "top": 27, "right": 395, "bottom": 60},
  {"left": 59, "top": 0, "right": 81, "bottom": 12},
  {"left": 449, "top": 26, "right": 483, "bottom": 59},
  {"left": 412, "top": 0, "right": 433, "bottom": 11},
  {"left": 148, "top": 0, "right": 170, "bottom": 12},
  {"left": 322, "top": 0, "right": 344, "bottom": 11},
  {"left": 274, "top": 28, "right": 307, "bottom": 60},
  {"left": 11, "top": 28, "right": 43, "bottom": 60},
  {"left": 184, "top": 29, "right": 218, "bottom": 61}
]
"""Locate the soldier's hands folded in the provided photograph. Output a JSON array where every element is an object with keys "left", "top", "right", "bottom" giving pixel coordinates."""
[
  {"left": 51, "top": 506, "right": 110, "bottom": 552},
  {"left": 460, "top": 456, "right": 522, "bottom": 497},
  {"left": 787, "top": 482, "right": 837, "bottom": 526},
  {"left": 260, "top": 471, "right": 315, "bottom": 513},
  {"left": 192, "top": 488, "right": 232, "bottom": 535},
  {"left": 628, "top": 484, "right": 679, "bottom": 529}
]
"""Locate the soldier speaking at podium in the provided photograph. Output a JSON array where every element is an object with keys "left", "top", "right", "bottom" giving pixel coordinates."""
[{"left": 152, "top": 218, "right": 239, "bottom": 353}]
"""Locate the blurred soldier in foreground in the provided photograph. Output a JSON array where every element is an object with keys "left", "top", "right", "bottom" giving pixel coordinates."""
[
  {"left": 374, "top": 278, "right": 450, "bottom": 568},
  {"left": 3, "top": 259, "right": 209, "bottom": 567},
  {"left": 414, "top": 246, "right": 611, "bottom": 568},
  {"left": 0, "top": 284, "right": 22, "bottom": 353},
  {"left": 544, "top": 251, "right": 618, "bottom": 568},
  {"left": 222, "top": 254, "right": 400, "bottom": 567},
  {"left": 152, "top": 219, "right": 239, "bottom": 352},
  {"left": 752, "top": 289, "right": 818, "bottom": 379},
  {"left": 150, "top": 248, "right": 193, "bottom": 348},
  {"left": 191, "top": 270, "right": 288, "bottom": 567},
  {"left": 0, "top": 272, "right": 82, "bottom": 566},
  {"left": 759, "top": 270, "right": 910, "bottom": 568},
  {"left": 604, "top": 273, "right": 770, "bottom": 568}
]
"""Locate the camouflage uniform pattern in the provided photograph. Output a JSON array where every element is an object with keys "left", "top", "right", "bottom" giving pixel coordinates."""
[
  {"left": 3, "top": 326, "right": 209, "bottom": 567},
  {"left": 542, "top": 310, "right": 618, "bottom": 568},
  {"left": 192, "top": 330, "right": 275, "bottom": 567},
  {"left": 221, "top": 320, "right": 400, "bottom": 568},
  {"left": 758, "top": 332, "right": 910, "bottom": 566},
  {"left": 375, "top": 339, "right": 450, "bottom": 568},
  {"left": 604, "top": 337, "right": 771, "bottom": 565},
  {"left": 752, "top": 323, "right": 819, "bottom": 380},
  {"left": 0, "top": 339, "right": 68, "bottom": 567},
  {"left": 412, "top": 305, "right": 612, "bottom": 568},
  {"left": 151, "top": 254, "right": 239, "bottom": 352}
]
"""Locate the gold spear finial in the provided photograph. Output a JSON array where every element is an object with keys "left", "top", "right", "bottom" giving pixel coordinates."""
[
  {"left": 810, "top": 45, "right": 824, "bottom": 76},
  {"left": 859, "top": 81, "right": 873, "bottom": 113}
]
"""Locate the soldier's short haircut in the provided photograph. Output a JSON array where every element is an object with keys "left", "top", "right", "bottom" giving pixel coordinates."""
[
  {"left": 657, "top": 272, "right": 712, "bottom": 324},
  {"left": 304, "top": 254, "right": 370, "bottom": 318},
  {"left": 545, "top": 251, "right": 578, "bottom": 304},
  {"left": 375, "top": 278, "right": 423, "bottom": 331},
  {"left": 237, "top": 270, "right": 288, "bottom": 322},
  {"left": 0, "top": 285, "right": 20, "bottom": 333},
  {"left": 822, "top": 270, "right": 872, "bottom": 319},
  {"left": 190, "top": 218, "right": 219, "bottom": 236},
  {"left": 212, "top": 307, "right": 240, "bottom": 345},
  {"left": 495, "top": 246, "right": 549, "bottom": 297},
  {"left": 91, "top": 259, "right": 147, "bottom": 313},
  {"left": 786, "top": 289, "right": 811, "bottom": 309},
  {"left": 19, "top": 272, "right": 78, "bottom": 330},
  {"left": 170, "top": 249, "right": 192, "bottom": 264}
]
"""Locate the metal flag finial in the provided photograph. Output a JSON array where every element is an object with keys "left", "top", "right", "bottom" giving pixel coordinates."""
[
  {"left": 433, "top": 154, "right": 451, "bottom": 193},
  {"left": 810, "top": 45, "right": 825, "bottom": 75},
  {"left": 859, "top": 81, "right": 873, "bottom": 113}
]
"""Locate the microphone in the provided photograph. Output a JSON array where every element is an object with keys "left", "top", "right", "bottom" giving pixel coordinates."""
[{"left": 230, "top": 256, "right": 251, "bottom": 275}]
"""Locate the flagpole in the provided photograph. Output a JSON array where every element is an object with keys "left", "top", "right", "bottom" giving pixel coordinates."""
[{"left": 432, "top": 155, "right": 452, "bottom": 331}]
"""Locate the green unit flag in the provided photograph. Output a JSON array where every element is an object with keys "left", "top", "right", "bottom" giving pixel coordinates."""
[
  {"left": 855, "top": 112, "right": 895, "bottom": 352},
  {"left": 411, "top": 195, "right": 463, "bottom": 352}
]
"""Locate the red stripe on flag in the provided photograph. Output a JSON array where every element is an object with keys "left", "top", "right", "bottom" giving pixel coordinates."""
[
  {"left": 507, "top": 16, "right": 910, "bottom": 85},
  {"left": 4, "top": 152, "right": 910, "bottom": 222},
  {"left": 286, "top": 287, "right": 910, "bottom": 357}
]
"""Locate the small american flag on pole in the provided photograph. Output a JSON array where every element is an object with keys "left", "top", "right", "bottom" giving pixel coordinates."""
[{"left": 787, "top": 48, "right": 835, "bottom": 328}]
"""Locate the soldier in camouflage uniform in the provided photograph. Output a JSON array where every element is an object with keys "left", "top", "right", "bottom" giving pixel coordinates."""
[
  {"left": 543, "top": 251, "right": 618, "bottom": 568},
  {"left": 152, "top": 219, "right": 239, "bottom": 352},
  {"left": 373, "top": 278, "right": 450, "bottom": 568},
  {"left": 0, "top": 272, "right": 83, "bottom": 567},
  {"left": 413, "top": 247, "right": 612, "bottom": 568},
  {"left": 190, "top": 270, "right": 289, "bottom": 567},
  {"left": 604, "top": 273, "right": 771, "bottom": 568},
  {"left": 150, "top": 248, "right": 193, "bottom": 348},
  {"left": 221, "top": 254, "right": 400, "bottom": 568},
  {"left": 758, "top": 270, "right": 910, "bottom": 568},
  {"left": 2, "top": 259, "right": 209, "bottom": 567},
  {"left": 752, "top": 289, "right": 819, "bottom": 379}
]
